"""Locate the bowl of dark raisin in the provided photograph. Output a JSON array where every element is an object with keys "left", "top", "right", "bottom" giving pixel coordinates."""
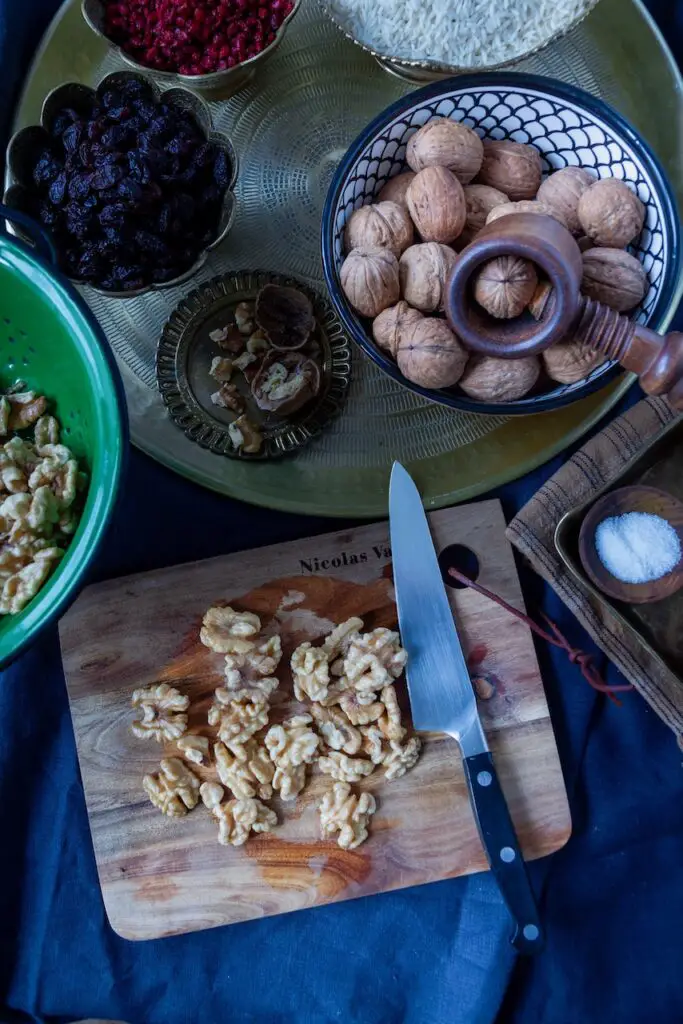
[
  {"left": 82, "top": 0, "right": 301, "bottom": 99},
  {"left": 3, "top": 71, "right": 237, "bottom": 298}
]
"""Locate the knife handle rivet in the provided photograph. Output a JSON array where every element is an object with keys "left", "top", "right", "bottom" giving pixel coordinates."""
[
  {"left": 500, "top": 846, "right": 516, "bottom": 863},
  {"left": 477, "top": 770, "right": 493, "bottom": 787},
  {"left": 523, "top": 925, "right": 540, "bottom": 942}
]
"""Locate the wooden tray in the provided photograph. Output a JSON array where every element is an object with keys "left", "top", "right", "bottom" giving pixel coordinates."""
[
  {"left": 10, "top": 0, "right": 683, "bottom": 515},
  {"left": 555, "top": 416, "right": 683, "bottom": 679},
  {"left": 59, "top": 500, "right": 570, "bottom": 940}
]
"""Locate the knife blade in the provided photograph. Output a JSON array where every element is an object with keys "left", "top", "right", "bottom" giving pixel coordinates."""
[{"left": 389, "top": 461, "right": 543, "bottom": 955}]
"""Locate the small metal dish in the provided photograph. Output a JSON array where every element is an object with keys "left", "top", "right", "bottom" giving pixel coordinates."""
[
  {"left": 317, "top": 0, "right": 600, "bottom": 83},
  {"left": 3, "top": 70, "right": 237, "bottom": 300},
  {"left": 82, "top": 0, "right": 302, "bottom": 99},
  {"left": 156, "top": 270, "right": 352, "bottom": 461}
]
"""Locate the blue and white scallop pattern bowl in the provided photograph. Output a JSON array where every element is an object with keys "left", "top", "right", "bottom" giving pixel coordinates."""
[{"left": 322, "top": 73, "right": 681, "bottom": 414}]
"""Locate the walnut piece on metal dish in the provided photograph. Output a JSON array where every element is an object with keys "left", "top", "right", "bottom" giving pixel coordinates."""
[
  {"left": 251, "top": 352, "right": 321, "bottom": 417},
  {"left": 383, "top": 736, "right": 422, "bottom": 781},
  {"left": 177, "top": 734, "right": 210, "bottom": 765},
  {"left": 215, "top": 739, "right": 275, "bottom": 800},
  {"left": 213, "top": 797, "right": 277, "bottom": 847},
  {"left": 247, "top": 330, "right": 270, "bottom": 356},
  {"left": 228, "top": 415, "right": 263, "bottom": 455},
  {"left": 209, "top": 357, "right": 234, "bottom": 383},
  {"left": 235, "top": 301, "right": 256, "bottom": 336},
  {"left": 131, "top": 682, "right": 189, "bottom": 742},
  {"left": 291, "top": 641, "right": 331, "bottom": 702},
  {"left": 208, "top": 689, "right": 270, "bottom": 756},
  {"left": 319, "top": 781, "right": 377, "bottom": 850},
  {"left": 255, "top": 284, "right": 315, "bottom": 351},
  {"left": 143, "top": 757, "right": 200, "bottom": 817},
  {"left": 200, "top": 605, "right": 261, "bottom": 654},
  {"left": 265, "top": 714, "right": 320, "bottom": 800},
  {"left": 211, "top": 324, "right": 245, "bottom": 354},
  {"left": 310, "top": 703, "right": 362, "bottom": 755},
  {"left": 318, "top": 750, "right": 375, "bottom": 783},
  {"left": 233, "top": 351, "right": 257, "bottom": 373},
  {"left": 210, "top": 384, "right": 246, "bottom": 415}
]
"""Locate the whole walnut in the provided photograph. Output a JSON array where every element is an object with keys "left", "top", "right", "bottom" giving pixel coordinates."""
[
  {"left": 406, "top": 118, "right": 484, "bottom": 184},
  {"left": 581, "top": 248, "right": 648, "bottom": 311},
  {"left": 476, "top": 140, "right": 542, "bottom": 200},
  {"left": 396, "top": 318, "right": 468, "bottom": 389},
  {"left": 399, "top": 242, "right": 458, "bottom": 312},
  {"left": 578, "top": 178, "right": 645, "bottom": 247},
  {"left": 340, "top": 247, "right": 400, "bottom": 318},
  {"left": 537, "top": 167, "right": 595, "bottom": 234},
  {"left": 406, "top": 166, "right": 466, "bottom": 244},
  {"left": 372, "top": 301, "right": 423, "bottom": 357},
  {"left": 543, "top": 336, "right": 607, "bottom": 385},
  {"left": 459, "top": 355, "right": 540, "bottom": 402},
  {"left": 344, "top": 201, "right": 414, "bottom": 257},
  {"left": 378, "top": 171, "right": 416, "bottom": 207},
  {"left": 474, "top": 255, "right": 538, "bottom": 319},
  {"left": 457, "top": 184, "right": 509, "bottom": 248},
  {"left": 485, "top": 199, "right": 568, "bottom": 229}
]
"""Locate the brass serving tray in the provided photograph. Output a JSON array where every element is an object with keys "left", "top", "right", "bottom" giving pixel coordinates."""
[
  {"left": 555, "top": 416, "right": 683, "bottom": 679},
  {"left": 8, "top": 0, "right": 683, "bottom": 516}
]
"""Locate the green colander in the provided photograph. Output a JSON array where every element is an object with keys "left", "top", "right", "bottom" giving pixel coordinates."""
[{"left": 0, "top": 206, "right": 127, "bottom": 667}]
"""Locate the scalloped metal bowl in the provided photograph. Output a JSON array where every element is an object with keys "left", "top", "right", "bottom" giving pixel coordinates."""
[
  {"left": 3, "top": 70, "right": 238, "bottom": 300},
  {"left": 82, "top": 0, "right": 302, "bottom": 99},
  {"left": 321, "top": 72, "right": 682, "bottom": 416},
  {"left": 317, "top": 0, "right": 601, "bottom": 82}
]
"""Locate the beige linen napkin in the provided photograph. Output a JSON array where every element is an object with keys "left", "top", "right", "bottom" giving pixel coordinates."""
[{"left": 506, "top": 395, "right": 683, "bottom": 740}]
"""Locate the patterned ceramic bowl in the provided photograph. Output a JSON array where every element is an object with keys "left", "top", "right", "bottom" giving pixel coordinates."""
[
  {"left": 322, "top": 72, "right": 682, "bottom": 415},
  {"left": 3, "top": 71, "right": 237, "bottom": 300},
  {"left": 82, "top": 0, "right": 302, "bottom": 99}
]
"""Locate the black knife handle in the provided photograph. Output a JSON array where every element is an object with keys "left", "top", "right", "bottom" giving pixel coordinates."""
[{"left": 463, "top": 751, "right": 544, "bottom": 955}]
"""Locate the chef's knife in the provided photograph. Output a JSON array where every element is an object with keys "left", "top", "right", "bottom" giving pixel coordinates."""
[{"left": 389, "top": 461, "right": 543, "bottom": 955}]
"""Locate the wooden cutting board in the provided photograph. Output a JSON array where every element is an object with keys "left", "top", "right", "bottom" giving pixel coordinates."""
[{"left": 59, "top": 500, "right": 571, "bottom": 940}]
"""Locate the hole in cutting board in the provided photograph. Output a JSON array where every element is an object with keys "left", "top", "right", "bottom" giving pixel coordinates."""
[{"left": 437, "top": 544, "right": 480, "bottom": 589}]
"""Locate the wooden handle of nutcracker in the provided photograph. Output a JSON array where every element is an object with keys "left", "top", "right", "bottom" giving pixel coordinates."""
[{"left": 445, "top": 212, "right": 683, "bottom": 410}]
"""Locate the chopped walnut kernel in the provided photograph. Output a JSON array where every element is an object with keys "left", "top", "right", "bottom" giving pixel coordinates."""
[
  {"left": 342, "top": 628, "right": 408, "bottom": 702},
  {"left": 208, "top": 689, "right": 270, "bottom": 757},
  {"left": 200, "top": 781, "right": 225, "bottom": 810},
  {"left": 384, "top": 736, "right": 422, "bottom": 781},
  {"left": 235, "top": 301, "right": 255, "bottom": 335},
  {"left": 0, "top": 398, "right": 9, "bottom": 437},
  {"left": 247, "top": 634, "right": 283, "bottom": 676},
  {"left": 265, "top": 715, "right": 320, "bottom": 800},
  {"left": 360, "top": 724, "right": 386, "bottom": 765},
  {"left": 319, "top": 782, "right": 377, "bottom": 850},
  {"left": 200, "top": 606, "right": 261, "bottom": 654},
  {"left": 6, "top": 392, "right": 47, "bottom": 431},
  {"left": 177, "top": 734, "right": 210, "bottom": 765},
  {"left": 209, "top": 356, "right": 234, "bottom": 383},
  {"left": 131, "top": 683, "right": 189, "bottom": 743},
  {"left": 291, "top": 642, "right": 331, "bottom": 702},
  {"left": 339, "top": 693, "right": 384, "bottom": 726},
  {"left": 213, "top": 797, "right": 277, "bottom": 847},
  {"left": 143, "top": 757, "right": 200, "bottom": 817},
  {"left": 321, "top": 617, "right": 364, "bottom": 658},
  {"left": 378, "top": 684, "right": 406, "bottom": 743},
  {"left": 310, "top": 703, "right": 362, "bottom": 755},
  {"left": 215, "top": 739, "right": 274, "bottom": 800},
  {"left": 318, "top": 751, "right": 375, "bottom": 783},
  {"left": 211, "top": 384, "right": 245, "bottom": 414}
]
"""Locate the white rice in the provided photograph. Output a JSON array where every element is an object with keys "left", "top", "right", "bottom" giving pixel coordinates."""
[{"left": 325, "top": 0, "right": 595, "bottom": 67}]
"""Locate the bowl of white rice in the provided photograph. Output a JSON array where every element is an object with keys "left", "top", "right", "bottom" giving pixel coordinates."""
[
  {"left": 319, "top": 0, "right": 600, "bottom": 78},
  {"left": 321, "top": 72, "right": 681, "bottom": 415}
]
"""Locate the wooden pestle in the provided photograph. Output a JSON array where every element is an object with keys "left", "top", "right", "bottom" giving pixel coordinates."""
[{"left": 445, "top": 212, "right": 683, "bottom": 410}]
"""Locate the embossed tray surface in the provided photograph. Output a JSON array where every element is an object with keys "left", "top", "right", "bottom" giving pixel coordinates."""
[{"left": 9, "top": 0, "right": 683, "bottom": 515}]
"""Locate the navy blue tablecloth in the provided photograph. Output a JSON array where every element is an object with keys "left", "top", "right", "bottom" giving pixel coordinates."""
[{"left": 1, "top": 4, "right": 683, "bottom": 1023}]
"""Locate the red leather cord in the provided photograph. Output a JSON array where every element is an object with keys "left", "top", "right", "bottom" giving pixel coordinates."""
[{"left": 447, "top": 567, "right": 634, "bottom": 706}]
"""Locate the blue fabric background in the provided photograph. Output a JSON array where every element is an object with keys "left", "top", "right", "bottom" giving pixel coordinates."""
[{"left": 1, "top": 3, "right": 683, "bottom": 1022}]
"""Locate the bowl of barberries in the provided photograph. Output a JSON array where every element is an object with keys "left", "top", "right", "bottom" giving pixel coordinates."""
[
  {"left": 3, "top": 71, "right": 237, "bottom": 298},
  {"left": 82, "top": 0, "right": 301, "bottom": 98}
]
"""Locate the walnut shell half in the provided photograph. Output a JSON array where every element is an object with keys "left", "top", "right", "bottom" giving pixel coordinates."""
[
  {"left": 372, "top": 301, "right": 423, "bottom": 358},
  {"left": 474, "top": 256, "right": 538, "bottom": 319},
  {"left": 399, "top": 242, "right": 458, "bottom": 312},
  {"left": 255, "top": 285, "right": 315, "bottom": 351},
  {"left": 580, "top": 248, "right": 648, "bottom": 312},
  {"left": 251, "top": 351, "right": 321, "bottom": 415},
  {"left": 476, "top": 140, "right": 542, "bottom": 201},
  {"left": 396, "top": 318, "right": 468, "bottom": 389},
  {"left": 459, "top": 355, "right": 540, "bottom": 402},
  {"left": 340, "top": 247, "right": 400, "bottom": 318},
  {"left": 406, "top": 118, "right": 484, "bottom": 184}
]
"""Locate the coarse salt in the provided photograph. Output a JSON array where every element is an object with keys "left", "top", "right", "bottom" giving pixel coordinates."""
[{"left": 594, "top": 511, "right": 681, "bottom": 585}]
